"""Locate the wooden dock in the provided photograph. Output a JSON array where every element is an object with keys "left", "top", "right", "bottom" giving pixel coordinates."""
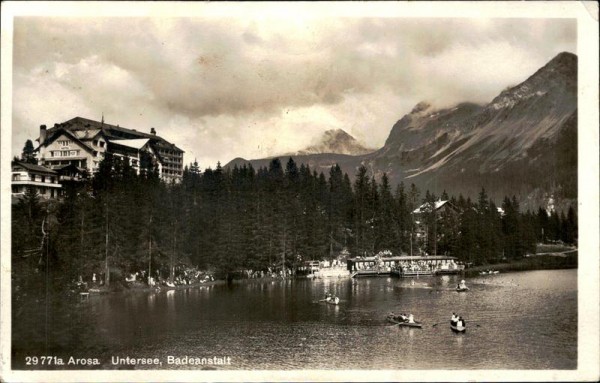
[{"left": 351, "top": 270, "right": 391, "bottom": 278}]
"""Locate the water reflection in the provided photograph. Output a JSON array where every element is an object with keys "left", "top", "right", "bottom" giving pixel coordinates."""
[{"left": 12, "top": 270, "right": 576, "bottom": 370}]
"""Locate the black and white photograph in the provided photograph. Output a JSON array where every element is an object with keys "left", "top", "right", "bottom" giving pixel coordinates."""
[{"left": 1, "top": 1, "right": 598, "bottom": 382}]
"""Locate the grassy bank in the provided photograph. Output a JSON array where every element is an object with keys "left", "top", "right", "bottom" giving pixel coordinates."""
[{"left": 464, "top": 252, "right": 577, "bottom": 277}]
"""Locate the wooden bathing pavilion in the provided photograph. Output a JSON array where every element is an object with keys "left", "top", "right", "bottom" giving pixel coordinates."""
[{"left": 346, "top": 256, "right": 463, "bottom": 278}]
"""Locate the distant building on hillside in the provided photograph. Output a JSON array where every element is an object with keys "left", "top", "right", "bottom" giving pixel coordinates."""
[
  {"left": 35, "top": 117, "right": 184, "bottom": 183},
  {"left": 11, "top": 161, "right": 62, "bottom": 200}
]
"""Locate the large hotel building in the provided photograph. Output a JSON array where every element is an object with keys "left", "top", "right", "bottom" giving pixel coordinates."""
[{"left": 35, "top": 116, "right": 184, "bottom": 183}]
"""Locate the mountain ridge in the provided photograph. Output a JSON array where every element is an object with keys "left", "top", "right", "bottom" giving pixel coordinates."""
[
  {"left": 226, "top": 52, "right": 577, "bottom": 210},
  {"left": 287, "top": 128, "right": 375, "bottom": 156}
]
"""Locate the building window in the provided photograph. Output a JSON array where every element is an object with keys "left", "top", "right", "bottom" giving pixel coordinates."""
[
  {"left": 41, "top": 176, "right": 45, "bottom": 183},
  {"left": 99, "top": 141, "right": 105, "bottom": 148},
  {"left": 93, "top": 140, "right": 98, "bottom": 146}
]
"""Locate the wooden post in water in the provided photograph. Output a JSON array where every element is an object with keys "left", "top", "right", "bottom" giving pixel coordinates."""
[
  {"left": 148, "top": 214, "right": 153, "bottom": 286},
  {"left": 105, "top": 202, "right": 110, "bottom": 287},
  {"left": 282, "top": 223, "right": 286, "bottom": 279},
  {"left": 148, "top": 236, "right": 152, "bottom": 286}
]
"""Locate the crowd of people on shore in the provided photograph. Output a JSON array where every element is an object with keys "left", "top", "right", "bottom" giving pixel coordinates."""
[{"left": 70, "top": 266, "right": 217, "bottom": 293}]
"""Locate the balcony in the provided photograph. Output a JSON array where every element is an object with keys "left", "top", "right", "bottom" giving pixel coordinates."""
[{"left": 12, "top": 179, "right": 62, "bottom": 188}]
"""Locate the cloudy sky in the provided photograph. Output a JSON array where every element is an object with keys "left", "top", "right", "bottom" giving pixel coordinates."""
[{"left": 10, "top": 6, "right": 576, "bottom": 169}]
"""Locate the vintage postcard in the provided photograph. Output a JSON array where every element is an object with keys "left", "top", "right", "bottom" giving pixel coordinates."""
[{"left": 1, "top": 1, "right": 598, "bottom": 382}]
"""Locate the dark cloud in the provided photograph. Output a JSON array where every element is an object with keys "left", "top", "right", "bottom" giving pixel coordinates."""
[{"left": 12, "top": 16, "right": 576, "bottom": 166}]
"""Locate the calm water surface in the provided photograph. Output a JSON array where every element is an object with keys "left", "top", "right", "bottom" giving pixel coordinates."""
[{"left": 13, "top": 269, "right": 577, "bottom": 370}]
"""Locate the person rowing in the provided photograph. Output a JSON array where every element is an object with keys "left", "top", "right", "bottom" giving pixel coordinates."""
[
  {"left": 389, "top": 312, "right": 407, "bottom": 322},
  {"left": 451, "top": 312, "right": 458, "bottom": 325},
  {"left": 407, "top": 314, "right": 415, "bottom": 324}
]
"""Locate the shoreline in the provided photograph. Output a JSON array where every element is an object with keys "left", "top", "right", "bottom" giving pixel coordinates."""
[
  {"left": 18, "top": 253, "right": 578, "bottom": 301},
  {"left": 97, "top": 257, "right": 579, "bottom": 294},
  {"left": 463, "top": 252, "right": 577, "bottom": 277}
]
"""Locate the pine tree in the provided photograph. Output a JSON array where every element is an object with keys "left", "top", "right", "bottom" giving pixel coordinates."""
[
  {"left": 407, "top": 183, "right": 421, "bottom": 256},
  {"left": 376, "top": 173, "right": 396, "bottom": 253},
  {"left": 21, "top": 139, "right": 37, "bottom": 164},
  {"left": 421, "top": 190, "right": 437, "bottom": 255},
  {"left": 563, "top": 206, "right": 578, "bottom": 245},
  {"left": 536, "top": 207, "right": 549, "bottom": 243},
  {"left": 353, "top": 166, "right": 370, "bottom": 256}
]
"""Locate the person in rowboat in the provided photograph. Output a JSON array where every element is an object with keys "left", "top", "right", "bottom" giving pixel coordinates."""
[
  {"left": 451, "top": 313, "right": 458, "bottom": 325},
  {"left": 408, "top": 314, "right": 415, "bottom": 323}
]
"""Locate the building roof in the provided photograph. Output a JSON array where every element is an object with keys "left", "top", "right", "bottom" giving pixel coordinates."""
[
  {"left": 348, "top": 255, "right": 457, "bottom": 262},
  {"left": 54, "top": 163, "right": 87, "bottom": 173},
  {"left": 413, "top": 199, "right": 451, "bottom": 214},
  {"left": 12, "top": 161, "right": 57, "bottom": 174},
  {"left": 109, "top": 138, "right": 151, "bottom": 150},
  {"left": 53, "top": 117, "right": 184, "bottom": 153},
  {"left": 37, "top": 127, "right": 95, "bottom": 153},
  {"left": 72, "top": 128, "right": 102, "bottom": 140}
]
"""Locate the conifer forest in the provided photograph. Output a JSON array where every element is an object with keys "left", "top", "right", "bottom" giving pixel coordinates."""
[{"left": 12, "top": 154, "right": 577, "bottom": 291}]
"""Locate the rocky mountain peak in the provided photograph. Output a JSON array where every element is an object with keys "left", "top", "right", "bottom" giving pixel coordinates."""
[
  {"left": 489, "top": 51, "right": 577, "bottom": 111},
  {"left": 410, "top": 101, "right": 433, "bottom": 114},
  {"left": 322, "top": 129, "right": 355, "bottom": 144},
  {"left": 297, "top": 129, "right": 374, "bottom": 156}
]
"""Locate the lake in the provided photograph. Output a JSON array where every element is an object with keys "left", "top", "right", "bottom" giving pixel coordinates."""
[{"left": 12, "top": 269, "right": 577, "bottom": 370}]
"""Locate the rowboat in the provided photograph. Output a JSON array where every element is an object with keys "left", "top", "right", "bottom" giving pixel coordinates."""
[
  {"left": 386, "top": 315, "right": 423, "bottom": 328},
  {"left": 456, "top": 286, "right": 469, "bottom": 292},
  {"left": 320, "top": 297, "right": 340, "bottom": 305},
  {"left": 450, "top": 322, "right": 466, "bottom": 332},
  {"left": 398, "top": 321, "right": 423, "bottom": 328},
  {"left": 480, "top": 270, "right": 499, "bottom": 275}
]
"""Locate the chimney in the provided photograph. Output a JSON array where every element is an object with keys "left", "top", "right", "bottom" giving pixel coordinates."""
[
  {"left": 39, "top": 125, "right": 47, "bottom": 144},
  {"left": 150, "top": 128, "right": 156, "bottom": 135}
]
